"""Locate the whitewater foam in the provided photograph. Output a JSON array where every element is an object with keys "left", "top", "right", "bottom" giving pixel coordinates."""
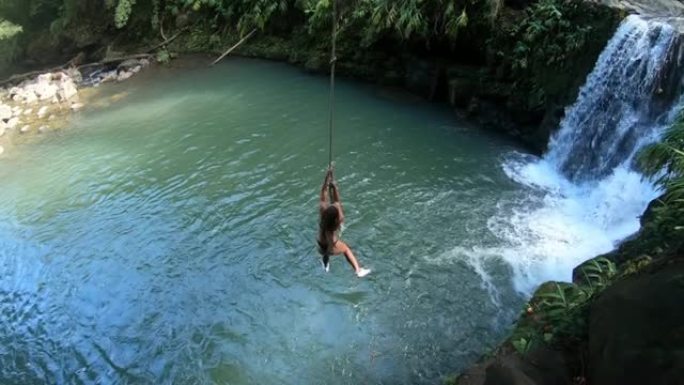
[
  {"left": 478, "top": 15, "right": 680, "bottom": 294},
  {"left": 491, "top": 155, "right": 659, "bottom": 293}
]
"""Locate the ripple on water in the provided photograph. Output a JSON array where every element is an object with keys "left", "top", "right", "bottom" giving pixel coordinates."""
[{"left": 0, "top": 58, "right": 527, "bottom": 385}]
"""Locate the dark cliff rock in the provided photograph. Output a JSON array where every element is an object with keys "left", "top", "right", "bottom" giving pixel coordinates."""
[
  {"left": 454, "top": 345, "right": 571, "bottom": 385},
  {"left": 588, "top": 259, "right": 684, "bottom": 385}
]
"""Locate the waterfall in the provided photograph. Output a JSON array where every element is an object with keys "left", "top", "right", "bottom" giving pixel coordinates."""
[
  {"left": 485, "top": 15, "right": 684, "bottom": 293},
  {"left": 548, "top": 15, "right": 684, "bottom": 181}
]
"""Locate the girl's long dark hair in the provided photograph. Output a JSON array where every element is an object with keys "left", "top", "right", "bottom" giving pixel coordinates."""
[{"left": 318, "top": 205, "right": 341, "bottom": 264}]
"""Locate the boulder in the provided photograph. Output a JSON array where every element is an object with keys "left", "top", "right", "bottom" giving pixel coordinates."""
[
  {"left": 117, "top": 59, "right": 142, "bottom": 71},
  {"left": 65, "top": 68, "right": 83, "bottom": 84},
  {"left": 7, "top": 117, "right": 19, "bottom": 129},
  {"left": 456, "top": 345, "right": 571, "bottom": 385},
  {"left": 100, "top": 71, "right": 118, "bottom": 84},
  {"left": 588, "top": 261, "right": 684, "bottom": 385},
  {"left": 37, "top": 106, "right": 49, "bottom": 119},
  {"left": 38, "top": 125, "right": 49, "bottom": 133},
  {"left": 0, "top": 104, "right": 11, "bottom": 120},
  {"left": 36, "top": 73, "right": 53, "bottom": 83},
  {"left": 70, "top": 103, "right": 84, "bottom": 111},
  {"left": 19, "top": 125, "right": 30, "bottom": 134},
  {"left": 59, "top": 77, "right": 78, "bottom": 101},
  {"left": 117, "top": 71, "right": 134, "bottom": 82},
  {"left": 12, "top": 106, "right": 22, "bottom": 117},
  {"left": 0, "top": 145, "right": 4, "bottom": 155},
  {"left": 23, "top": 90, "right": 38, "bottom": 104},
  {"left": 23, "top": 108, "right": 33, "bottom": 116},
  {"left": 33, "top": 79, "right": 59, "bottom": 101}
]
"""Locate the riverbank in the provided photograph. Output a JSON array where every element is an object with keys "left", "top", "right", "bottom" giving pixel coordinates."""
[
  {"left": 0, "top": 0, "right": 626, "bottom": 154},
  {"left": 0, "top": 57, "right": 151, "bottom": 156},
  {"left": 163, "top": 1, "right": 622, "bottom": 154}
]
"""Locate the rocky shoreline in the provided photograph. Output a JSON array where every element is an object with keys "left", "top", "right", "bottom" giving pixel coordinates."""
[{"left": 0, "top": 57, "right": 151, "bottom": 156}]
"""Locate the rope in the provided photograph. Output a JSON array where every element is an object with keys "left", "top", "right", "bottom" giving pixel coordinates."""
[{"left": 328, "top": 0, "right": 337, "bottom": 168}]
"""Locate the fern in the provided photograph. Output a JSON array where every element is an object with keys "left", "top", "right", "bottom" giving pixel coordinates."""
[
  {"left": 114, "top": 0, "right": 137, "bottom": 28},
  {"left": 0, "top": 18, "right": 22, "bottom": 40}
]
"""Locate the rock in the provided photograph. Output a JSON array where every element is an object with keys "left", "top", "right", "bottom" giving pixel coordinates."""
[
  {"left": 36, "top": 73, "right": 53, "bottom": 83},
  {"left": 23, "top": 90, "right": 38, "bottom": 104},
  {"left": 48, "top": 114, "right": 56, "bottom": 121},
  {"left": 34, "top": 80, "right": 59, "bottom": 101},
  {"left": 404, "top": 58, "right": 442, "bottom": 101},
  {"left": 130, "top": 65, "right": 142, "bottom": 74},
  {"left": 455, "top": 345, "right": 571, "bottom": 385},
  {"left": 118, "top": 59, "right": 142, "bottom": 71},
  {"left": 0, "top": 104, "right": 11, "bottom": 120},
  {"left": 100, "top": 71, "right": 118, "bottom": 84},
  {"left": 598, "top": 0, "right": 684, "bottom": 18},
  {"left": 37, "top": 106, "right": 49, "bottom": 119},
  {"left": 23, "top": 108, "right": 33, "bottom": 116},
  {"left": 0, "top": 145, "right": 3, "bottom": 155},
  {"left": 70, "top": 103, "right": 84, "bottom": 111},
  {"left": 449, "top": 77, "right": 478, "bottom": 108},
  {"left": 7, "top": 117, "right": 19, "bottom": 129},
  {"left": 19, "top": 125, "right": 30, "bottom": 134},
  {"left": 38, "top": 125, "right": 49, "bottom": 133},
  {"left": 66, "top": 68, "right": 83, "bottom": 84},
  {"left": 59, "top": 77, "right": 78, "bottom": 101},
  {"left": 117, "top": 71, "right": 134, "bottom": 82},
  {"left": 12, "top": 107, "right": 22, "bottom": 118},
  {"left": 588, "top": 261, "right": 684, "bottom": 385}
]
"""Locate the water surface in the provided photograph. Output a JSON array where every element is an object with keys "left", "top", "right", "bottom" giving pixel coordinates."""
[{"left": 0, "top": 58, "right": 530, "bottom": 384}]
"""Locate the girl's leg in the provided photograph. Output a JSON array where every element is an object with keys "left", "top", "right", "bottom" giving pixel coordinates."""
[{"left": 335, "top": 241, "right": 369, "bottom": 277}]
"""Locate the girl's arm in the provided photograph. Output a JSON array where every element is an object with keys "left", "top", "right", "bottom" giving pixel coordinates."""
[
  {"left": 320, "top": 168, "right": 334, "bottom": 211},
  {"left": 330, "top": 181, "right": 344, "bottom": 222}
]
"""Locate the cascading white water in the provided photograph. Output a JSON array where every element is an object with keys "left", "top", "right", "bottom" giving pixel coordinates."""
[
  {"left": 549, "top": 15, "right": 683, "bottom": 181},
  {"left": 472, "top": 15, "right": 684, "bottom": 294}
]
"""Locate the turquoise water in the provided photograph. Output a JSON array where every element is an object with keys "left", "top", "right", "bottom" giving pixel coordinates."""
[{"left": 0, "top": 58, "right": 528, "bottom": 384}]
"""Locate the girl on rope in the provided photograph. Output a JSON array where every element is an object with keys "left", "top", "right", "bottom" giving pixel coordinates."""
[{"left": 317, "top": 166, "right": 371, "bottom": 277}]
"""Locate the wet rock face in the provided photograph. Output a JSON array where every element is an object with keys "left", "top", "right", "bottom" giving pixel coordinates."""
[
  {"left": 455, "top": 345, "right": 571, "bottom": 385},
  {"left": 588, "top": 261, "right": 684, "bottom": 385},
  {"left": 599, "top": 0, "right": 684, "bottom": 17}
]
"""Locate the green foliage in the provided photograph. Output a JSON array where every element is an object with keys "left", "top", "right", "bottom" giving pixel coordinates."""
[
  {"left": 510, "top": 0, "right": 592, "bottom": 72},
  {"left": 299, "top": 0, "right": 503, "bottom": 48},
  {"left": 637, "top": 115, "right": 684, "bottom": 254},
  {"left": 512, "top": 336, "right": 537, "bottom": 355},
  {"left": 512, "top": 258, "right": 618, "bottom": 355},
  {"left": 639, "top": 117, "right": 684, "bottom": 189},
  {"left": 0, "top": 19, "right": 22, "bottom": 40},
  {"left": 156, "top": 47, "right": 170, "bottom": 63},
  {"left": 489, "top": 0, "right": 612, "bottom": 112},
  {"left": 114, "top": 0, "right": 137, "bottom": 28},
  {"left": 0, "top": 18, "right": 23, "bottom": 69},
  {"left": 578, "top": 257, "right": 616, "bottom": 290},
  {"left": 619, "top": 255, "right": 652, "bottom": 277}
]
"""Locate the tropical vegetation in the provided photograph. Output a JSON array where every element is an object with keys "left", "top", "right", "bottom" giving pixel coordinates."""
[{"left": 635, "top": 115, "right": 684, "bottom": 256}]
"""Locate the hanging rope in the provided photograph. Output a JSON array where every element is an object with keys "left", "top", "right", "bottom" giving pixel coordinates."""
[{"left": 328, "top": 0, "right": 337, "bottom": 168}]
